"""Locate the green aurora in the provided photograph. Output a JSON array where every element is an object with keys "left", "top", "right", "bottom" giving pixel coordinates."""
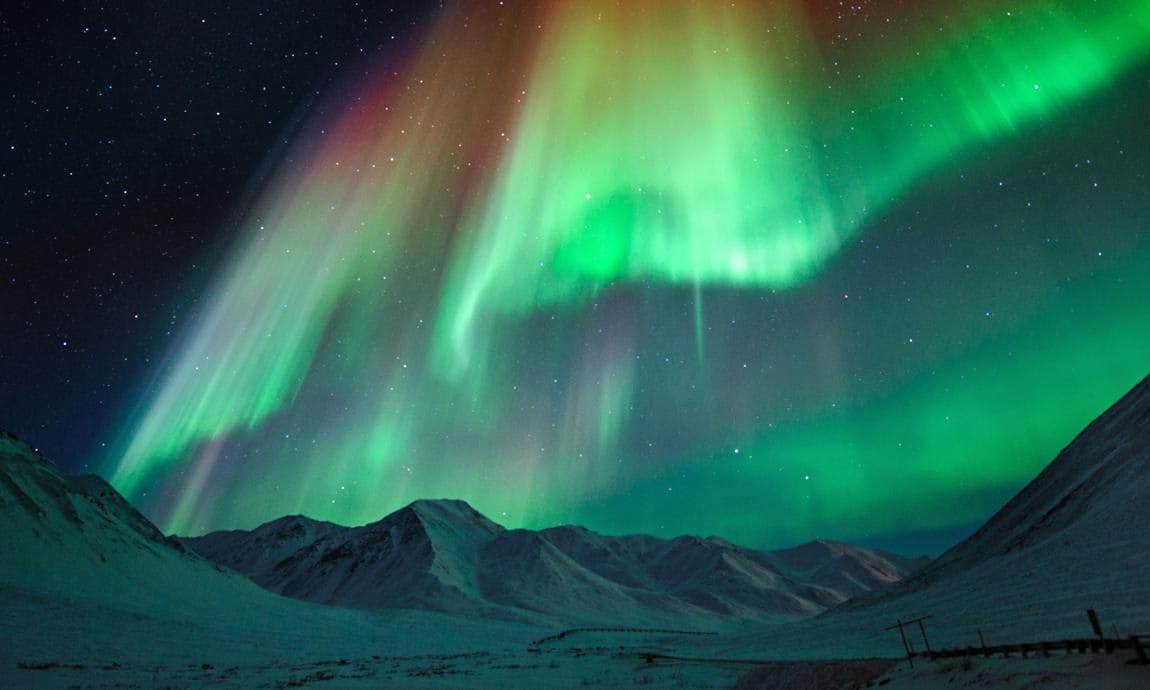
[{"left": 104, "top": 0, "right": 1150, "bottom": 551}]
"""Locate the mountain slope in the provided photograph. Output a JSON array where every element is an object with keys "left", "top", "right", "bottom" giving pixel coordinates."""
[
  {"left": 927, "top": 372, "right": 1150, "bottom": 578},
  {"left": 477, "top": 528, "right": 680, "bottom": 624},
  {"left": 814, "top": 373, "right": 1150, "bottom": 645},
  {"left": 0, "top": 430, "right": 290, "bottom": 619}
]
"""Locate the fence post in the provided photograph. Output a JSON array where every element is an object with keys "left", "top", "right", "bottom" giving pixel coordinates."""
[
  {"left": 885, "top": 619, "right": 914, "bottom": 668},
  {"left": 1087, "top": 609, "right": 1104, "bottom": 639},
  {"left": 917, "top": 619, "right": 933, "bottom": 654}
]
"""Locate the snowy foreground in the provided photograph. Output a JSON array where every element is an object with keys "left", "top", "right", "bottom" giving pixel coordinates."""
[
  {"left": 4, "top": 583, "right": 1149, "bottom": 689},
  {"left": 3, "top": 375, "right": 1150, "bottom": 687}
]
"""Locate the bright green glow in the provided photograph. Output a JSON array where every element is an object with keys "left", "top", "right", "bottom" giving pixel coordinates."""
[
  {"left": 103, "top": 1, "right": 1150, "bottom": 548},
  {"left": 855, "top": 2, "right": 1150, "bottom": 193},
  {"left": 434, "top": 0, "right": 1150, "bottom": 377},
  {"left": 431, "top": 1, "right": 827, "bottom": 378}
]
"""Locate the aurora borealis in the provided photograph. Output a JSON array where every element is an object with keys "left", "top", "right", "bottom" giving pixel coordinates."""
[{"left": 93, "top": 0, "right": 1150, "bottom": 550}]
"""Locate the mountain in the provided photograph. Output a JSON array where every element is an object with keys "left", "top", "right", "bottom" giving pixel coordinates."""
[
  {"left": 922, "top": 373, "right": 1150, "bottom": 581},
  {"left": 180, "top": 513, "right": 344, "bottom": 580},
  {"left": 769, "top": 540, "right": 931, "bottom": 599},
  {"left": 185, "top": 498, "right": 510, "bottom": 615},
  {"left": 515, "top": 528, "right": 843, "bottom": 618},
  {"left": 819, "top": 373, "right": 1150, "bottom": 644},
  {"left": 476, "top": 528, "right": 678, "bottom": 623},
  {"left": 184, "top": 499, "right": 925, "bottom": 626},
  {"left": 477, "top": 529, "right": 929, "bottom": 623},
  {"left": 0, "top": 429, "right": 287, "bottom": 619}
]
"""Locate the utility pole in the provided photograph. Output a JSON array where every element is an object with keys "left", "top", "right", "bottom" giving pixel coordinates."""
[
  {"left": 885, "top": 615, "right": 934, "bottom": 666},
  {"left": 917, "top": 618, "right": 933, "bottom": 653}
]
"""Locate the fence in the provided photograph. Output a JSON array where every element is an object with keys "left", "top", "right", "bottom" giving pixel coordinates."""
[{"left": 887, "top": 609, "right": 1149, "bottom": 667}]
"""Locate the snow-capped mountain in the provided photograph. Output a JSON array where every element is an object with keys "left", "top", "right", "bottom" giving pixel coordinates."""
[
  {"left": 185, "top": 498, "right": 512, "bottom": 616},
  {"left": 822, "top": 373, "right": 1150, "bottom": 641},
  {"left": 184, "top": 498, "right": 926, "bottom": 625},
  {"left": 769, "top": 539, "right": 931, "bottom": 598},
  {"left": 180, "top": 513, "right": 344, "bottom": 580},
  {"left": 0, "top": 430, "right": 274, "bottom": 618},
  {"left": 926, "top": 372, "right": 1150, "bottom": 578}
]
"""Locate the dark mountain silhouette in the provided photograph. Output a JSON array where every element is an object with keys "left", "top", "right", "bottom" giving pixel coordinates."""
[{"left": 185, "top": 498, "right": 925, "bottom": 625}]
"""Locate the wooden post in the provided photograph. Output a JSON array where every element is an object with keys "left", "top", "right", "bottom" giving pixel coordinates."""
[
  {"left": 979, "top": 629, "right": 989, "bottom": 658},
  {"left": 1087, "top": 609, "right": 1104, "bottom": 639},
  {"left": 897, "top": 619, "right": 909, "bottom": 652},
  {"left": 898, "top": 619, "right": 914, "bottom": 668},
  {"left": 885, "top": 616, "right": 933, "bottom": 667},
  {"left": 917, "top": 619, "right": 933, "bottom": 654}
]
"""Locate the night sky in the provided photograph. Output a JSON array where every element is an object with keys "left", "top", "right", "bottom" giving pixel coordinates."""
[{"left": 4, "top": 1, "right": 1149, "bottom": 557}]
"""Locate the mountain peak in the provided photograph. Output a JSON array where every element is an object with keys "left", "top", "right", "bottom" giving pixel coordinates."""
[
  {"left": 405, "top": 497, "right": 483, "bottom": 515},
  {"left": 396, "top": 498, "right": 505, "bottom": 533},
  {"left": 259, "top": 513, "right": 327, "bottom": 530},
  {"left": 0, "top": 429, "right": 51, "bottom": 469}
]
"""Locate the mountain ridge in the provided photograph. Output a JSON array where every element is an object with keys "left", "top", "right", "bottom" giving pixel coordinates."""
[{"left": 182, "top": 496, "right": 926, "bottom": 626}]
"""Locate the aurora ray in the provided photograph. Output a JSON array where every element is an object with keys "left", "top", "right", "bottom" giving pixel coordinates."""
[{"left": 104, "top": 0, "right": 1150, "bottom": 547}]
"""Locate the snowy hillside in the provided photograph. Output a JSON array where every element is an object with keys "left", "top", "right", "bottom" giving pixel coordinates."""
[
  {"left": 185, "top": 497, "right": 925, "bottom": 625},
  {"left": 708, "top": 373, "right": 1150, "bottom": 659},
  {"left": 0, "top": 430, "right": 272, "bottom": 617},
  {"left": 919, "top": 372, "right": 1150, "bottom": 581},
  {"left": 841, "top": 371, "right": 1150, "bottom": 628}
]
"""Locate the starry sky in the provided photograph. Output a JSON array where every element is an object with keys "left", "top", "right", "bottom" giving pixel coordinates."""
[{"left": 4, "top": 1, "right": 1149, "bottom": 557}]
